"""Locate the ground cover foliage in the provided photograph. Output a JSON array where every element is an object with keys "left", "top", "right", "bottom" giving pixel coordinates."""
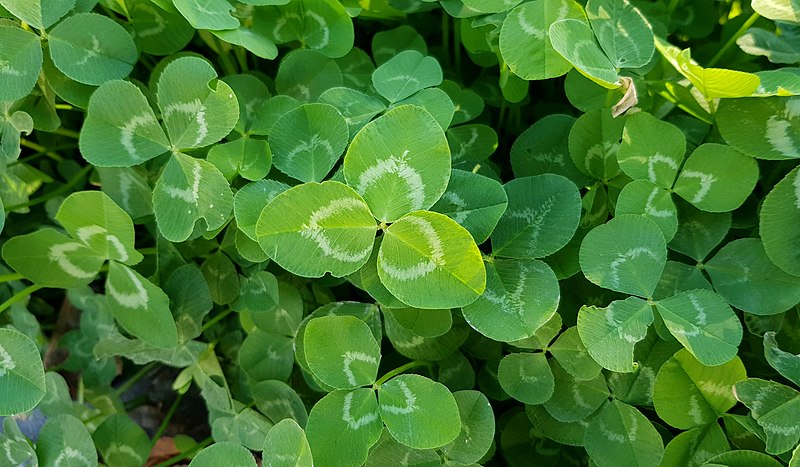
[{"left": 0, "top": 0, "right": 799, "bottom": 465}]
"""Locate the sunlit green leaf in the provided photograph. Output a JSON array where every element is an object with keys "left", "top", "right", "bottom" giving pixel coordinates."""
[
  {"left": 344, "top": 105, "right": 451, "bottom": 222},
  {"left": 378, "top": 374, "right": 461, "bottom": 449},
  {"left": 378, "top": 211, "right": 486, "bottom": 309},
  {"left": 256, "top": 181, "right": 375, "bottom": 278},
  {"left": 578, "top": 296, "right": 653, "bottom": 372},
  {"left": 653, "top": 349, "right": 746, "bottom": 430}
]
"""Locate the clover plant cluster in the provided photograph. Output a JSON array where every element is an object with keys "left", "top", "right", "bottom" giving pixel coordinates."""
[{"left": 1, "top": 0, "right": 800, "bottom": 466}]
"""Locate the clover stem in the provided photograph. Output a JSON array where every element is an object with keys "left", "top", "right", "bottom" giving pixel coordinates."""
[
  {"left": 0, "top": 284, "right": 43, "bottom": 315},
  {"left": 52, "top": 127, "right": 81, "bottom": 139},
  {"left": 373, "top": 360, "right": 433, "bottom": 388},
  {"left": 708, "top": 11, "right": 760, "bottom": 68},
  {"left": 0, "top": 273, "right": 24, "bottom": 284},
  {"left": 150, "top": 391, "right": 186, "bottom": 451},
  {"left": 201, "top": 308, "right": 235, "bottom": 333},
  {"left": 113, "top": 362, "right": 158, "bottom": 396}
]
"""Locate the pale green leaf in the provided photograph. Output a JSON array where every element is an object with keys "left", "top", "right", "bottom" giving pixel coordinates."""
[
  {"left": 0, "top": 0, "right": 75, "bottom": 29},
  {"left": 2, "top": 229, "right": 104, "bottom": 288},
  {"left": 36, "top": 415, "right": 97, "bottom": 466},
  {"left": 499, "top": 0, "right": 585, "bottom": 80},
  {"left": 462, "top": 258, "right": 559, "bottom": 342},
  {"left": 661, "top": 423, "right": 731, "bottom": 467},
  {"left": 569, "top": 108, "right": 626, "bottom": 180},
  {"left": 615, "top": 180, "right": 678, "bottom": 242},
  {"left": 344, "top": 105, "right": 451, "bottom": 222},
  {"left": 156, "top": 56, "right": 239, "bottom": 149},
  {"left": 80, "top": 80, "right": 169, "bottom": 167},
  {"left": 263, "top": 419, "right": 313, "bottom": 467},
  {"left": 441, "top": 390, "right": 495, "bottom": 464},
  {"left": 550, "top": 19, "right": 621, "bottom": 88},
  {"left": 378, "top": 211, "right": 486, "bottom": 309},
  {"left": 305, "top": 389, "right": 382, "bottom": 467},
  {"left": 549, "top": 326, "right": 603, "bottom": 380},
  {"left": 189, "top": 442, "right": 256, "bottom": 467},
  {"left": 653, "top": 349, "right": 746, "bottom": 430},
  {"left": 764, "top": 331, "right": 800, "bottom": 387},
  {"left": 617, "top": 111, "right": 685, "bottom": 189},
  {"left": 760, "top": 167, "right": 800, "bottom": 276},
  {"left": 372, "top": 50, "right": 442, "bottom": 103},
  {"left": 717, "top": 96, "right": 800, "bottom": 160},
  {"left": 734, "top": 378, "right": 800, "bottom": 454},
  {"left": 256, "top": 181, "right": 375, "bottom": 278},
  {"left": 431, "top": 169, "right": 508, "bottom": 244},
  {"left": 173, "top": 0, "right": 238, "bottom": 30},
  {"left": 673, "top": 144, "right": 758, "bottom": 212},
  {"left": 491, "top": 174, "right": 581, "bottom": 259},
  {"left": 93, "top": 414, "right": 150, "bottom": 467},
  {"left": 705, "top": 238, "right": 800, "bottom": 316},
  {"left": 0, "top": 25, "right": 42, "bottom": 102},
  {"left": 497, "top": 352, "right": 554, "bottom": 404},
  {"left": 55, "top": 191, "right": 142, "bottom": 265},
  {"left": 586, "top": 0, "right": 655, "bottom": 69}
]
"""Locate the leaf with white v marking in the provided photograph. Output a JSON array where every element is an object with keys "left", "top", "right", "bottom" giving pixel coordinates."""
[
  {"left": 263, "top": 419, "right": 313, "bottom": 467},
  {"left": 578, "top": 297, "right": 653, "bottom": 373},
  {"left": 153, "top": 152, "right": 234, "bottom": 242},
  {"left": 256, "top": 181, "right": 376, "bottom": 278},
  {"left": 580, "top": 214, "right": 667, "bottom": 297},
  {"left": 48, "top": 13, "right": 138, "bottom": 86},
  {"left": 378, "top": 374, "right": 461, "bottom": 449},
  {"left": 55, "top": 191, "right": 142, "bottom": 265},
  {"left": 584, "top": 400, "right": 664, "bottom": 467},
  {"left": 673, "top": 143, "right": 759, "bottom": 212},
  {"left": 655, "top": 289, "right": 742, "bottom": 366},
  {"left": 304, "top": 315, "right": 381, "bottom": 389},
  {"left": 344, "top": 105, "right": 451, "bottom": 222},
  {"left": 378, "top": 211, "right": 486, "bottom": 309},
  {"left": 617, "top": 111, "right": 685, "bottom": 189},
  {"left": 2, "top": 229, "right": 105, "bottom": 288},
  {"left": 156, "top": 56, "right": 239, "bottom": 150},
  {"left": 80, "top": 80, "right": 169, "bottom": 167},
  {"left": 734, "top": 378, "right": 800, "bottom": 455},
  {"left": 462, "top": 258, "right": 559, "bottom": 342},
  {"left": 305, "top": 389, "right": 382, "bottom": 467},
  {"left": 105, "top": 261, "right": 178, "bottom": 349}
]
